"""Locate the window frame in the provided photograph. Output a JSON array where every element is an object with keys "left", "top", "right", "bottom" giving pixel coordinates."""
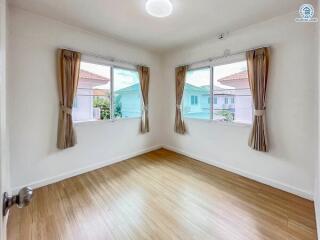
[
  {"left": 214, "top": 96, "right": 218, "bottom": 105},
  {"left": 191, "top": 95, "right": 198, "bottom": 105},
  {"left": 74, "top": 55, "right": 142, "bottom": 124},
  {"left": 183, "top": 66, "right": 211, "bottom": 120},
  {"left": 183, "top": 54, "right": 252, "bottom": 127}
]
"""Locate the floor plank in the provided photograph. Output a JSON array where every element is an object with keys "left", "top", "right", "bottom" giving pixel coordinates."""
[{"left": 8, "top": 149, "right": 317, "bottom": 240}]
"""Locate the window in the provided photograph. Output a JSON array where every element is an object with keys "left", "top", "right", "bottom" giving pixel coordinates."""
[
  {"left": 73, "top": 61, "right": 141, "bottom": 122},
  {"left": 183, "top": 68, "right": 210, "bottom": 120},
  {"left": 213, "top": 60, "right": 252, "bottom": 124},
  {"left": 183, "top": 59, "right": 252, "bottom": 124},
  {"left": 73, "top": 96, "right": 79, "bottom": 108},
  {"left": 113, "top": 68, "right": 142, "bottom": 119},
  {"left": 191, "top": 96, "right": 198, "bottom": 105},
  {"left": 73, "top": 62, "right": 111, "bottom": 122}
]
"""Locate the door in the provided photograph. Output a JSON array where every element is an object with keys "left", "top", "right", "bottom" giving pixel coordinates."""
[{"left": 0, "top": 0, "right": 9, "bottom": 239}]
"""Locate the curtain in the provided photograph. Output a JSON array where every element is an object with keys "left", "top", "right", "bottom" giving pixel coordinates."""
[
  {"left": 175, "top": 66, "right": 188, "bottom": 134},
  {"left": 246, "top": 47, "right": 270, "bottom": 152},
  {"left": 57, "top": 49, "right": 81, "bottom": 149},
  {"left": 138, "top": 66, "right": 150, "bottom": 133}
]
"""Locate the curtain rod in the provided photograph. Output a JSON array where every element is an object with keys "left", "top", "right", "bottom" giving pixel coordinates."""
[
  {"left": 176, "top": 45, "right": 270, "bottom": 68},
  {"left": 60, "top": 47, "right": 148, "bottom": 68}
]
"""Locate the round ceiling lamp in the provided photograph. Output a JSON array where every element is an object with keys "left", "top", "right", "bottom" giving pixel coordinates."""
[{"left": 145, "top": 0, "right": 173, "bottom": 18}]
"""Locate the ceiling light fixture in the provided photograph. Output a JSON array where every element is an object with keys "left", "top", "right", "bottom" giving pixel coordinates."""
[{"left": 145, "top": 0, "right": 173, "bottom": 18}]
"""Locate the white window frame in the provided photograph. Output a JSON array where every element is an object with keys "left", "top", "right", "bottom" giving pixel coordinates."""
[
  {"left": 183, "top": 53, "right": 252, "bottom": 127},
  {"left": 74, "top": 55, "right": 142, "bottom": 124}
]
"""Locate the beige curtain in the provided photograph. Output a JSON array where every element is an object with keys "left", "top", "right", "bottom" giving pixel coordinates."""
[
  {"left": 138, "top": 66, "right": 150, "bottom": 133},
  {"left": 246, "top": 47, "right": 270, "bottom": 152},
  {"left": 175, "top": 66, "right": 188, "bottom": 134},
  {"left": 57, "top": 49, "right": 81, "bottom": 149}
]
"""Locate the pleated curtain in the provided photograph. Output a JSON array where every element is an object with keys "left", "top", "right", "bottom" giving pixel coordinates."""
[
  {"left": 246, "top": 47, "right": 270, "bottom": 152},
  {"left": 175, "top": 66, "right": 188, "bottom": 134},
  {"left": 138, "top": 66, "right": 150, "bottom": 133},
  {"left": 57, "top": 49, "right": 81, "bottom": 149}
]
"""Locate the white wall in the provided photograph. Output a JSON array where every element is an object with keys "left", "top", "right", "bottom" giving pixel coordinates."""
[
  {"left": 7, "top": 6, "right": 318, "bottom": 204},
  {"left": 8, "top": 7, "right": 164, "bottom": 191},
  {"left": 162, "top": 12, "right": 318, "bottom": 199},
  {"left": 0, "top": 0, "right": 10, "bottom": 239},
  {"left": 315, "top": 0, "right": 320, "bottom": 237}
]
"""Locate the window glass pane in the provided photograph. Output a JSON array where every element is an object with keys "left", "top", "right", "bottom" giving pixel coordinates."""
[
  {"left": 113, "top": 68, "right": 141, "bottom": 119},
  {"left": 214, "top": 96, "right": 217, "bottom": 104},
  {"left": 213, "top": 61, "right": 252, "bottom": 124},
  {"left": 183, "top": 68, "right": 210, "bottom": 120},
  {"left": 73, "top": 62, "right": 111, "bottom": 122}
]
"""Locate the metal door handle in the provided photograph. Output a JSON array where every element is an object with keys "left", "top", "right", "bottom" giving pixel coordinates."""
[{"left": 3, "top": 187, "right": 33, "bottom": 216}]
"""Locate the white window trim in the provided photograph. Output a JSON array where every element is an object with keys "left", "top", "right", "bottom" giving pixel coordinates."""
[
  {"left": 184, "top": 117, "right": 251, "bottom": 128},
  {"left": 74, "top": 117, "right": 141, "bottom": 126},
  {"left": 81, "top": 54, "right": 137, "bottom": 71},
  {"left": 73, "top": 58, "right": 142, "bottom": 124},
  {"left": 183, "top": 55, "right": 253, "bottom": 126}
]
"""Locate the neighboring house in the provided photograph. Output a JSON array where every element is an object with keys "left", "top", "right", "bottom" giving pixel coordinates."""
[
  {"left": 73, "top": 70, "right": 110, "bottom": 122},
  {"left": 213, "top": 86, "right": 235, "bottom": 111},
  {"left": 183, "top": 84, "right": 210, "bottom": 118},
  {"left": 183, "top": 70, "right": 252, "bottom": 123},
  {"left": 217, "top": 70, "right": 252, "bottom": 124},
  {"left": 74, "top": 69, "right": 251, "bottom": 123},
  {"left": 114, "top": 84, "right": 141, "bottom": 118},
  {"left": 182, "top": 84, "right": 235, "bottom": 120}
]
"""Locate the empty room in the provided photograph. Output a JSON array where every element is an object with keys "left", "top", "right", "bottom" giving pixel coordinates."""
[{"left": 0, "top": 0, "right": 319, "bottom": 239}]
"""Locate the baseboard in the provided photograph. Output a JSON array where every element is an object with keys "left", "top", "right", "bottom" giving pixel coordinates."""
[
  {"left": 12, "top": 144, "right": 313, "bottom": 201},
  {"left": 11, "top": 145, "right": 162, "bottom": 194},
  {"left": 314, "top": 186, "right": 320, "bottom": 239},
  {"left": 315, "top": 201, "right": 320, "bottom": 239},
  {"left": 163, "top": 145, "right": 313, "bottom": 200}
]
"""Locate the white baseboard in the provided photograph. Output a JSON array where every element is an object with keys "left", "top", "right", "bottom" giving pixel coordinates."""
[
  {"left": 11, "top": 145, "right": 162, "bottom": 194},
  {"left": 163, "top": 145, "right": 313, "bottom": 201},
  {"left": 314, "top": 185, "right": 320, "bottom": 239},
  {"left": 315, "top": 201, "right": 320, "bottom": 239},
  {"left": 12, "top": 144, "right": 313, "bottom": 201}
]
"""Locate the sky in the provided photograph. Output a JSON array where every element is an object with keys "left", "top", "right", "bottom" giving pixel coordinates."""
[
  {"left": 186, "top": 61, "right": 247, "bottom": 89},
  {"left": 80, "top": 62, "right": 139, "bottom": 90},
  {"left": 81, "top": 60, "right": 247, "bottom": 91}
]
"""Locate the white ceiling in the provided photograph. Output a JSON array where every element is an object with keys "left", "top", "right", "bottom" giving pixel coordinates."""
[{"left": 9, "top": 0, "right": 308, "bottom": 52}]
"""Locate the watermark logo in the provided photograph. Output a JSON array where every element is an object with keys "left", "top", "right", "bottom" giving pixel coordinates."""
[{"left": 295, "top": 4, "right": 318, "bottom": 22}]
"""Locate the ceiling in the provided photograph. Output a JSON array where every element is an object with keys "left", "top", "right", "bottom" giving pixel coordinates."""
[{"left": 9, "top": 0, "right": 309, "bottom": 52}]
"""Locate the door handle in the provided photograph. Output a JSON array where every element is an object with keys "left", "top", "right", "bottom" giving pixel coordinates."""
[{"left": 3, "top": 187, "right": 33, "bottom": 216}]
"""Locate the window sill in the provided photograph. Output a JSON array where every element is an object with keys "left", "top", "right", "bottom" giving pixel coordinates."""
[
  {"left": 73, "top": 117, "right": 141, "bottom": 126},
  {"left": 184, "top": 117, "right": 252, "bottom": 128}
]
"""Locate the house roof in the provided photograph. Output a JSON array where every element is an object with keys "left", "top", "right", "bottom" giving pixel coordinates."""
[
  {"left": 217, "top": 70, "right": 248, "bottom": 83},
  {"left": 115, "top": 83, "right": 140, "bottom": 94},
  {"left": 80, "top": 70, "right": 110, "bottom": 82},
  {"left": 186, "top": 84, "right": 234, "bottom": 95},
  {"left": 114, "top": 71, "right": 248, "bottom": 96},
  {"left": 115, "top": 83, "right": 210, "bottom": 95},
  {"left": 184, "top": 83, "right": 209, "bottom": 93}
]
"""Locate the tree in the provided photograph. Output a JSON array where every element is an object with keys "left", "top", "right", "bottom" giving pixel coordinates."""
[
  {"left": 93, "top": 96, "right": 122, "bottom": 120},
  {"left": 114, "top": 95, "right": 122, "bottom": 118},
  {"left": 216, "top": 110, "right": 234, "bottom": 122},
  {"left": 93, "top": 97, "right": 110, "bottom": 120}
]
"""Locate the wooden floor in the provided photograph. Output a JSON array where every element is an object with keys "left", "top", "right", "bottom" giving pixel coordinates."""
[{"left": 8, "top": 149, "right": 317, "bottom": 240}]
